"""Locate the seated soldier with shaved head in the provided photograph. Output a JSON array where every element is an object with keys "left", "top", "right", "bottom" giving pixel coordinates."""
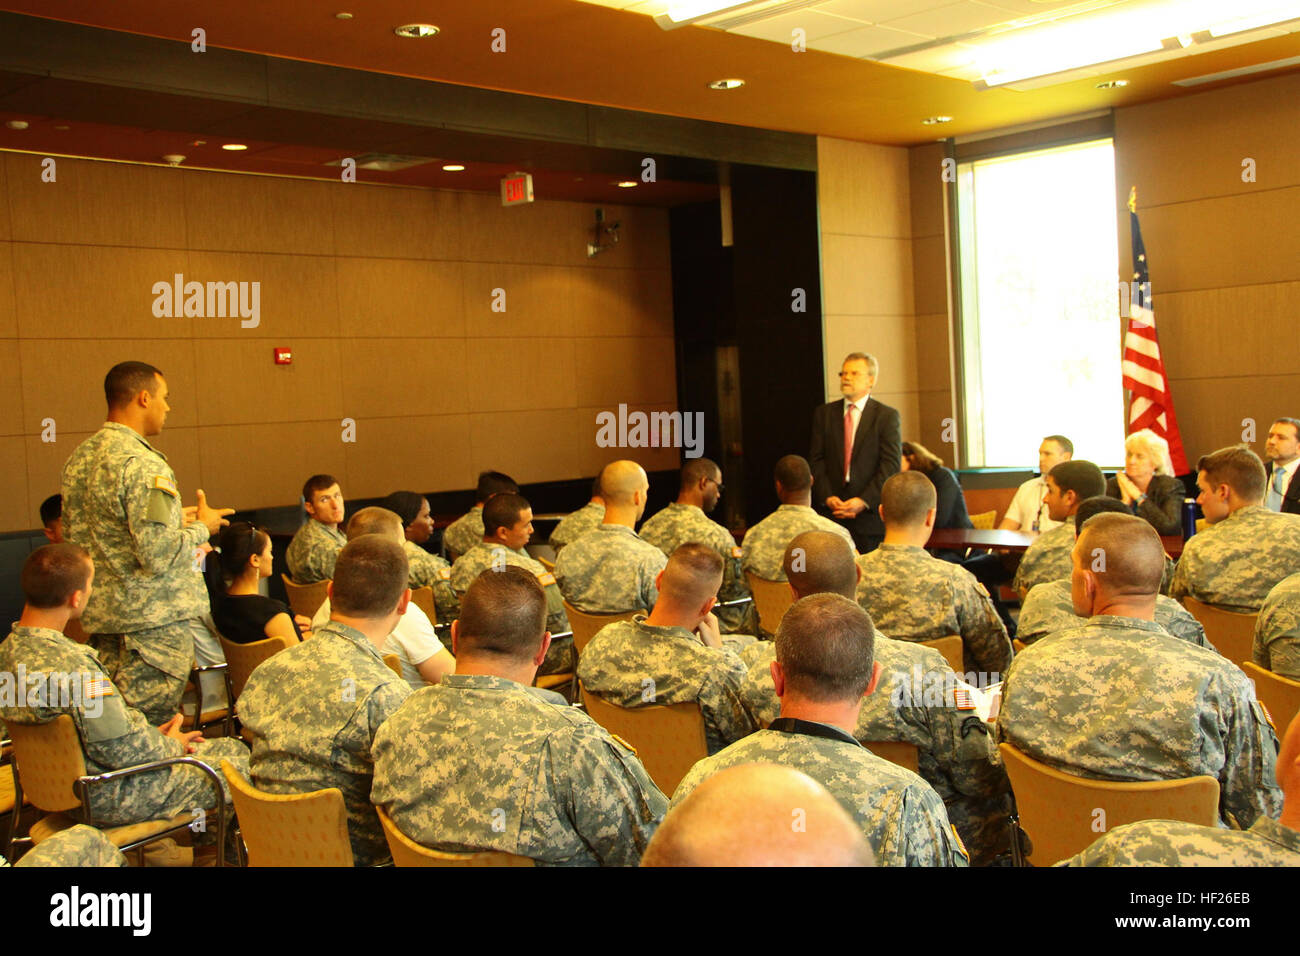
[
  {"left": 641, "top": 764, "right": 874, "bottom": 867},
  {"left": 577, "top": 543, "right": 759, "bottom": 754},
  {"left": 741, "top": 455, "right": 855, "bottom": 586},
  {"left": 671, "top": 593, "right": 968, "bottom": 866},
  {"left": 999, "top": 513, "right": 1282, "bottom": 830},
  {"left": 739, "top": 530, "right": 1012, "bottom": 865},
  {"left": 1012, "top": 460, "right": 1107, "bottom": 598},
  {"left": 855, "top": 472, "right": 1012, "bottom": 677},
  {"left": 555, "top": 460, "right": 668, "bottom": 614}
]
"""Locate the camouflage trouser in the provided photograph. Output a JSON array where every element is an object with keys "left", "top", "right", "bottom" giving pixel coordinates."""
[
  {"left": 91, "top": 620, "right": 199, "bottom": 725},
  {"left": 12, "top": 824, "right": 127, "bottom": 868},
  {"left": 538, "top": 635, "right": 576, "bottom": 676},
  {"left": 946, "top": 791, "right": 1015, "bottom": 866},
  {"left": 717, "top": 600, "right": 762, "bottom": 637}
]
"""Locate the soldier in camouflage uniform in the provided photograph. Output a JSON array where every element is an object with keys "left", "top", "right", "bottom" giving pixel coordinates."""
[
  {"left": 449, "top": 493, "right": 573, "bottom": 674},
  {"left": 639, "top": 458, "right": 759, "bottom": 635},
  {"left": 740, "top": 530, "right": 1010, "bottom": 864},
  {"left": 0, "top": 545, "right": 249, "bottom": 835},
  {"left": 548, "top": 479, "right": 605, "bottom": 555},
  {"left": 285, "top": 474, "right": 347, "bottom": 584},
  {"left": 1255, "top": 572, "right": 1300, "bottom": 679},
  {"left": 373, "top": 567, "right": 665, "bottom": 865},
  {"left": 1171, "top": 446, "right": 1300, "bottom": 612},
  {"left": 1012, "top": 460, "right": 1106, "bottom": 597},
  {"left": 554, "top": 460, "right": 666, "bottom": 613},
  {"left": 577, "top": 544, "right": 759, "bottom": 754},
  {"left": 9, "top": 824, "right": 128, "bottom": 867},
  {"left": 855, "top": 473, "right": 1012, "bottom": 677},
  {"left": 237, "top": 537, "right": 413, "bottom": 865},
  {"left": 740, "top": 455, "right": 854, "bottom": 582},
  {"left": 383, "top": 491, "right": 459, "bottom": 622},
  {"left": 673, "top": 593, "right": 968, "bottom": 866},
  {"left": 999, "top": 514, "right": 1282, "bottom": 829},
  {"left": 61, "top": 362, "right": 234, "bottom": 724},
  {"left": 442, "top": 470, "right": 518, "bottom": 559}
]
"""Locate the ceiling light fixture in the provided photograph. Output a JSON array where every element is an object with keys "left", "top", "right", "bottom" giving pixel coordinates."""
[
  {"left": 1095, "top": 79, "right": 1129, "bottom": 89},
  {"left": 5, "top": 120, "right": 29, "bottom": 130},
  {"left": 442, "top": 164, "right": 465, "bottom": 171},
  {"left": 615, "top": 181, "right": 638, "bottom": 188},
  {"left": 708, "top": 78, "right": 745, "bottom": 90},
  {"left": 335, "top": 12, "right": 353, "bottom": 20},
  {"left": 221, "top": 143, "right": 248, "bottom": 151},
  {"left": 922, "top": 116, "right": 953, "bottom": 125},
  {"left": 394, "top": 23, "right": 439, "bottom": 38},
  {"left": 656, "top": 0, "right": 802, "bottom": 31}
]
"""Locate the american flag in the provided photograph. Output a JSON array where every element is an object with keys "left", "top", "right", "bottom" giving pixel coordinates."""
[{"left": 1122, "top": 187, "right": 1189, "bottom": 475}]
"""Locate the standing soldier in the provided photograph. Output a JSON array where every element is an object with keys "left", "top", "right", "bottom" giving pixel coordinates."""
[{"left": 62, "top": 362, "right": 232, "bottom": 724}]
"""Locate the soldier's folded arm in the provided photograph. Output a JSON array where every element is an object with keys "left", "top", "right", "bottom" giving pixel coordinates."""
[{"left": 121, "top": 458, "right": 210, "bottom": 574}]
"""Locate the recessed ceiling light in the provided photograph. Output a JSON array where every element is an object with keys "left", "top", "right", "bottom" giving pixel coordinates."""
[
  {"left": 335, "top": 12, "right": 353, "bottom": 19},
  {"left": 394, "top": 23, "right": 439, "bottom": 38},
  {"left": 708, "top": 78, "right": 745, "bottom": 90},
  {"left": 921, "top": 116, "right": 953, "bottom": 125},
  {"left": 442, "top": 164, "right": 465, "bottom": 172},
  {"left": 615, "top": 181, "right": 638, "bottom": 188},
  {"left": 4, "top": 120, "right": 29, "bottom": 130},
  {"left": 191, "top": 139, "right": 206, "bottom": 146},
  {"left": 54, "top": 125, "right": 69, "bottom": 131},
  {"left": 1096, "top": 79, "right": 1129, "bottom": 89},
  {"left": 221, "top": 143, "right": 248, "bottom": 151}
]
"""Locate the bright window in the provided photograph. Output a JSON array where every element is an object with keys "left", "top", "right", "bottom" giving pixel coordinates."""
[{"left": 956, "top": 139, "right": 1124, "bottom": 468}]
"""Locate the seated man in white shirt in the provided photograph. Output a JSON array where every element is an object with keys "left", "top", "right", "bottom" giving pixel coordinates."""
[
  {"left": 312, "top": 506, "right": 454, "bottom": 689},
  {"left": 998, "top": 435, "right": 1073, "bottom": 532}
]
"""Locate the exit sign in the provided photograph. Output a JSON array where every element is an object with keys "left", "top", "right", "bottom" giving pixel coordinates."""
[{"left": 500, "top": 173, "right": 534, "bottom": 206}]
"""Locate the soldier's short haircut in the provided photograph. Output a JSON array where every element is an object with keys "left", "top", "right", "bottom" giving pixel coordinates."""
[
  {"left": 784, "top": 531, "right": 856, "bottom": 600},
  {"left": 330, "top": 535, "right": 408, "bottom": 618},
  {"left": 1273, "top": 418, "right": 1300, "bottom": 440},
  {"left": 346, "top": 507, "right": 403, "bottom": 542},
  {"left": 1076, "top": 513, "right": 1164, "bottom": 595},
  {"left": 39, "top": 493, "right": 62, "bottom": 528},
  {"left": 21, "top": 543, "right": 91, "bottom": 609},
  {"left": 880, "top": 471, "right": 937, "bottom": 526},
  {"left": 1048, "top": 460, "right": 1106, "bottom": 501},
  {"left": 1044, "top": 434, "right": 1074, "bottom": 456},
  {"left": 843, "top": 352, "right": 878, "bottom": 377},
  {"left": 302, "top": 474, "right": 339, "bottom": 503},
  {"left": 1074, "top": 495, "right": 1131, "bottom": 535},
  {"left": 475, "top": 470, "right": 519, "bottom": 504},
  {"left": 774, "top": 454, "right": 812, "bottom": 493},
  {"left": 776, "top": 593, "right": 876, "bottom": 703},
  {"left": 660, "top": 543, "right": 724, "bottom": 607},
  {"left": 1197, "top": 445, "right": 1267, "bottom": 502},
  {"left": 680, "top": 457, "right": 719, "bottom": 490},
  {"left": 457, "top": 566, "right": 547, "bottom": 660},
  {"left": 483, "top": 492, "right": 529, "bottom": 539},
  {"left": 104, "top": 361, "right": 163, "bottom": 409}
]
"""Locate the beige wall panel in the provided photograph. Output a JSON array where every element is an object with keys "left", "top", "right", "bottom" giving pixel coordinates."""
[
  {"left": 183, "top": 171, "right": 336, "bottom": 255},
  {"left": 6, "top": 155, "right": 188, "bottom": 249},
  {"left": 572, "top": 335, "right": 675, "bottom": 408},
  {"left": 1156, "top": 281, "right": 1299, "bottom": 381},
  {"left": 914, "top": 311, "right": 952, "bottom": 386},
  {"left": 911, "top": 235, "right": 949, "bottom": 317},
  {"left": 196, "top": 420, "right": 350, "bottom": 510},
  {"left": 459, "top": 193, "right": 589, "bottom": 267},
  {"left": 870, "top": 390, "right": 920, "bottom": 446},
  {"left": 816, "top": 138, "right": 911, "bottom": 239},
  {"left": 1166, "top": 373, "right": 1300, "bottom": 464},
  {"left": 1, "top": 436, "right": 30, "bottom": 531},
  {"left": 610, "top": 206, "right": 672, "bottom": 272},
  {"left": 0, "top": 241, "right": 15, "bottom": 338},
  {"left": 0, "top": 156, "right": 8, "bottom": 239},
  {"left": 193, "top": 338, "right": 343, "bottom": 427},
  {"left": 460, "top": 262, "right": 574, "bottom": 339},
  {"left": 186, "top": 251, "right": 340, "bottom": 338},
  {"left": 12, "top": 243, "right": 195, "bottom": 338},
  {"left": 821, "top": 234, "right": 914, "bottom": 317},
  {"left": 908, "top": 144, "right": 947, "bottom": 239},
  {"left": 335, "top": 257, "right": 465, "bottom": 338},
  {"left": 570, "top": 267, "right": 673, "bottom": 338},
  {"left": 19, "top": 338, "right": 198, "bottom": 435},
  {"left": 142, "top": 426, "right": 202, "bottom": 501},
  {"left": 821, "top": 314, "right": 916, "bottom": 397},
  {"left": 916, "top": 389, "right": 958, "bottom": 459},
  {"left": 25, "top": 430, "right": 85, "bottom": 522},
  {"left": 0, "top": 337, "right": 23, "bottom": 436},
  {"left": 338, "top": 337, "right": 468, "bottom": 419},
  {"left": 469, "top": 408, "right": 587, "bottom": 485},
  {"left": 330, "top": 183, "right": 463, "bottom": 261},
  {"left": 342, "top": 414, "right": 474, "bottom": 500},
  {"left": 467, "top": 336, "right": 577, "bottom": 412},
  {"left": 575, "top": 403, "right": 682, "bottom": 477}
]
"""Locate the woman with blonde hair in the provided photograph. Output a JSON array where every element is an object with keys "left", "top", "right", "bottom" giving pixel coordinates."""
[{"left": 1106, "top": 429, "right": 1183, "bottom": 535}]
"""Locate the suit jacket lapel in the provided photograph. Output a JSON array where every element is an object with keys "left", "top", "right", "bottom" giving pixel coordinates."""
[{"left": 852, "top": 398, "right": 877, "bottom": 459}]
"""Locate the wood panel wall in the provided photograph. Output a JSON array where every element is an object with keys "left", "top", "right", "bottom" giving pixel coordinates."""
[{"left": 0, "top": 154, "right": 678, "bottom": 532}]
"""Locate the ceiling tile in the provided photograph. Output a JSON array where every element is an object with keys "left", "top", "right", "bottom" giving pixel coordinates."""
[
  {"left": 730, "top": 9, "right": 877, "bottom": 42},
  {"left": 808, "top": 22, "right": 935, "bottom": 56},
  {"left": 881, "top": 0, "right": 1019, "bottom": 37}
]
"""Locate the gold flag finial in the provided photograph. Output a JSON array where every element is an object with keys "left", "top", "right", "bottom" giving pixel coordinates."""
[{"left": 1127, "top": 186, "right": 1137, "bottom": 213}]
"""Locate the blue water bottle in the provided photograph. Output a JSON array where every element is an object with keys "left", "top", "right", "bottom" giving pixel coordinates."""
[{"left": 1181, "top": 498, "right": 1198, "bottom": 539}]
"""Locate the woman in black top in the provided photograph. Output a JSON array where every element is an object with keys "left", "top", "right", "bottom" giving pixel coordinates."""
[
  {"left": 901, "top": 440, "right": 973, "bottom": 530},
  {"left": 1106, "top": 428, "right": 1183, "bottom": 536},
  {"left": 212, "top": 522, "right": 307, "bottom": 644}
]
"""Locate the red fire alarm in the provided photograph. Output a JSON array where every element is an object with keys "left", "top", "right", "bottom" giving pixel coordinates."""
[{"left": 273, "top": 347, "right": 292, "bottom": 365}]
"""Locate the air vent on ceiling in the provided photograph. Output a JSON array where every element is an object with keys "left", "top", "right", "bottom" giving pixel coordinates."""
[{"left": 325, "top": 153, "right": 437, "bottom": 171}]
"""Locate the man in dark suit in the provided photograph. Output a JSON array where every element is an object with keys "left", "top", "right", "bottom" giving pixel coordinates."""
[
  {"left": 1265, "top": 417, "right": 1300, "bottom": 515},
  {"left": 809, "top": 352, "right": 901, "bottom": 553}
]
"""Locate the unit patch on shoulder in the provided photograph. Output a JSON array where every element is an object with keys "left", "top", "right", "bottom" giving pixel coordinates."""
[{"left": 151, "top": 475, "right": 179, "bottom": 497}]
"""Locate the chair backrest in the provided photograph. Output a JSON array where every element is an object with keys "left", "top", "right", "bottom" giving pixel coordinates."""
[
  {"left": 580, "top": 684, "right": 707, "bottom": 796},
  {"left": 864, "top": 740, "right": 919, "bottom": 773},
  {"left": 1012, "top": 638, "right": 1027, "bottom": 654},
  {"left": 219, "top": 634, "right": 294, "bottom": 702},
  {"left": 1182, "top": 597, "right": 1257, "bottom": 664},
  {"left": 382, "top": 654, "right": 404, "bottom": 678},
  {"left": 1242, "top": 662, "right": 1300, "bottom": 734},
  {"left": 409, "top": 586, "right": 437, "bottom": 624},
  {"left": 998, "top": 742, "right": 1220, "bottom": 865},
  {"left": 376, "top": 806, "right": 534, "bottom": 867},
  {"left": 922, "top": 635, "right": 964, "bottom": 673},
  {"left": 281, "top": 574, "right": 331, "bottom": 620},
  {"left": 6, "top": 715, "right": 86, "bottom": 813},
  {"left": 220, "top": 760, "right": 354, "bottom": 867},
  {"left": 745, "top": 572, "right": 794, "bottom": 636},
  {"left": 562, "top": 600, "right": 639, "bottom": 656},
  {"left": 969, "top": 510, "right": 996, "bottom": 530},
  {"left": 537, "top": 556, "right": 556, "bottom": 572}
]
